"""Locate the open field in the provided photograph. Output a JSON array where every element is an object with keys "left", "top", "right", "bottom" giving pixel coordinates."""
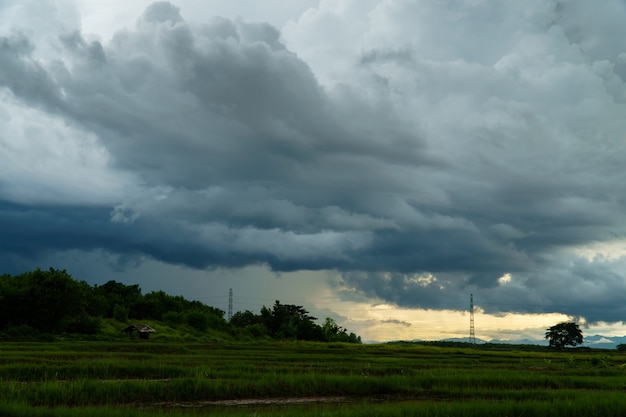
[{"left": 1, "top": 340, "right": 626, "bottom": 416}]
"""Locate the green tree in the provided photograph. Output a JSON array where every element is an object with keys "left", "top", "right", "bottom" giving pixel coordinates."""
[
  {"left": 112, "top": 304, "right": 129, "bottom": 322},
  {"left": 23, "top": 268, "right": 88, "bottom": 332},
  {"left": 184, "top": 310, "right": 210, "bottom": 331},
  {"left": 321, "top": 317, "right": 361, "bottom": 343},
  {"left": 0, "top": 268, "right": 93, "bottom": 333},
  {"left": 0, "top": 273, "right": 22, "bottom": 329},
  {"left": 322, "top": 317, "right": 342, "bottom": 341},
  {"left": 545, "top": 322, "right": 583, "bottom": 349},
  {"left": 230, "top": 310, "right": 262, "bottom": 327},
  {"left": 259, "top": 301, "right": 324, "bottom": 341},
  {"left": 347, "top": 332, "right": 362, "bottom": 344},
  {"left": 91, "top": 280, "right": 142, "bottom": 318}
]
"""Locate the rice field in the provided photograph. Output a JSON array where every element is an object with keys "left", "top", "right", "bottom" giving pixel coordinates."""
[{"left": 1, "top": 340, "right": 625, "bottom": 416}]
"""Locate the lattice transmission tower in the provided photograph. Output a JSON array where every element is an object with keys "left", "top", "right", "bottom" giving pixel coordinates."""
[
  {"left": 228, "top": 288, "right": 233, "bottom": 321},
  {"left": 469, "top": 293, "right": 476, "bottom": 346}
]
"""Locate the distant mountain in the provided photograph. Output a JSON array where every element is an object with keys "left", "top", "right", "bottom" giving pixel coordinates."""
[
  {"left": 442, "top": 337, "right": 489, "bottom": 344},
  {"left": 488, "top": 338, "right": 547, "bottom": 346},
  {"left": 383, "top": 335, "right": 626, "bottom": 349},
  {"left": 582, "top": 335, "right": 626, "bottom": 350},
  {"left": 480, "top": 335, "right": 626, "bottom": 349}
]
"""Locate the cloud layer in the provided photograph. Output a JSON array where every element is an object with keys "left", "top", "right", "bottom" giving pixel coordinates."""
[{"left": 2, "top": 1, "right": 626, "bottom": 323}]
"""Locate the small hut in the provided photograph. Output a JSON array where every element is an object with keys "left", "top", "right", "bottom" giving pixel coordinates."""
[{"left": 122, "top": 324, "right": 156, "bottom": 339}]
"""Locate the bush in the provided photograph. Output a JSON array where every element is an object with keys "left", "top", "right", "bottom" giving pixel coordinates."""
[
  {"left": 163, "top": 311, "right": 183, "bottom": 327},
  {"left": 248, "top": 323, "right": 269, "bottom": 338},
  {"left": 63, "top": 315, "right": 102, "bottom": 335},
  {"left": 113, "top": 304, "right": 129, "bottom": 323},
  {"left": 185, "top": 311, "right": 210, "bottom": 332},
  {"left": 2, "top": 324, "right": 38, "bottom": 338}
]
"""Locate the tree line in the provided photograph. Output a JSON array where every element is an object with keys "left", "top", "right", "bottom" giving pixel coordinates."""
[{"left": 0, "top": 268, "right": 361, "bottom": 343}]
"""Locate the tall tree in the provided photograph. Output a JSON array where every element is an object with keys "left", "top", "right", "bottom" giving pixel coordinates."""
[
  {"left": 260, "top": 300, "right": 321, "bottom": 340},
  {"left": 545, "top": 322, "right": 583, "bottom": 349},
  {"left": 11, "top": 268, "right": 88, "bottom": 332}
]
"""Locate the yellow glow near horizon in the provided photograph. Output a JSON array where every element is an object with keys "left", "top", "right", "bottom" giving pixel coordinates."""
[{"left": 328, "top": 300, "right": 571, "bottom": 342}]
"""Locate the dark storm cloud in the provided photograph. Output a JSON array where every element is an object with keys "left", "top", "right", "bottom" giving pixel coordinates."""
[
  {"left": 0, "top": 200, "right": 126, "bottom": 267},
  {"left": 2, "top": 1, "right": 626, "bottom": 324}
]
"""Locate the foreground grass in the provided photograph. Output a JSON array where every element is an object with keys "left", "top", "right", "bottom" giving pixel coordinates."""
[{"left": 1, "top": 340, "right": 625, "bottom": 416}]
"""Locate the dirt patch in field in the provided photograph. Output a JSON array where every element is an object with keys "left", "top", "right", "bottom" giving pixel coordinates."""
[
  {"left": 99, "top": 378, "right": 172, "bottom": 383},
  {"left": 151, "top": 396, "right": 354, "bottom": 408}
]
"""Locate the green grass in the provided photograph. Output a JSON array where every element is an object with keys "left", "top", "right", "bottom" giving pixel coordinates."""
[{"left": 1, "top": 340, "right": 625, "bottom": 416}]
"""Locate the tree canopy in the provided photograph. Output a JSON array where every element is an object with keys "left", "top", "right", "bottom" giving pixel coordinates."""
[
  {"left": 545, "top": 322, "right": 583, "bottom": 349},
  {"left": 234, "top": 300, "right": 361, "bottom": 343}
]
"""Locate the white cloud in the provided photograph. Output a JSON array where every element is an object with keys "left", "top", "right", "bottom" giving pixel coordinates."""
[
  {"left": 589, "top": 337, "right": 613, "bottom": 345},
  {"left": 0, "top": 90, "right": 132, "bottom": 204},
  {"left": 498, "top": 273, "right": 512, "bottom": 284}
]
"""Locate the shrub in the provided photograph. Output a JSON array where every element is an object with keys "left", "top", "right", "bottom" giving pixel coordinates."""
[
  {"left": 113, "top": 304, "right": 129, "bottom": 323},
  {"left": 63, "top": 315, "right": 102, "bottom": 335},
  {"left": 163, "top": 311, "right": 183, "bottom": 326},
  {"left": 185, "top": 311, "right": 210, "bottom": 332}
]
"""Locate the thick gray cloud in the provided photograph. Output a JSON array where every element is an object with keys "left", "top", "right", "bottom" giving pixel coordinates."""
[{"left": 2, "top": 1, "right": 626, "bottom": 324}]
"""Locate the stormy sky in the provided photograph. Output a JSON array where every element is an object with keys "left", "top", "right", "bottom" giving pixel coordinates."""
[{"left": 2, "top": 0, "right": 626, "bottom": 340}]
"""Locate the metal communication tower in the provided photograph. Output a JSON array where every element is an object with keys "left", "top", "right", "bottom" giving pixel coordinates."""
[
  {"left": 228, "top": 288, "right": 233, "bottom": 321},
  {"left": 469, "top": 293, "right": 476, "bottom": 346}
]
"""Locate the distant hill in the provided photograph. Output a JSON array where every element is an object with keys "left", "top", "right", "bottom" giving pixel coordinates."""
[
  {"left": 487, "top": 335, "right": 626, "bottom": 349},
  {"left": 487, "top": 338, "right": 547, "bottom": 346},
  {"left": 380, "top": 335, "right": 626, "bottom": 349},
  {"left": 580, "top": 335, "right": 626, "bottom": 350}
]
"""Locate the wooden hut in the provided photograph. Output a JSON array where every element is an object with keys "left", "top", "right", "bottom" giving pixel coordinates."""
[{"left": 122, "top": 324, "right": 156, "bottom": 339}]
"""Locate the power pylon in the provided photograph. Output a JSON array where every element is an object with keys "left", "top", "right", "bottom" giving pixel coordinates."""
[
  {"left": 228, "top": 288, "right": 233, "bottom": 321},
  {"left": 469, "top": 293, "right": 476, "bottom": 346}
]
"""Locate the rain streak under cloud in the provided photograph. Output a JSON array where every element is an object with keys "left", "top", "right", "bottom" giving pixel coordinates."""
[{"left": 2, "top": 0, "right": 626, "bottom": 338}]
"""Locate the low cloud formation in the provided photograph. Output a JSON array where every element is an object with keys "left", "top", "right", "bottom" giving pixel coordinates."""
[{"left": 2, "top": 1, "right": 626, "bottom": 324}]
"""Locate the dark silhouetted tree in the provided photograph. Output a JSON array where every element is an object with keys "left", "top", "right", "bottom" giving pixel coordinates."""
[
  {"left": 90, "top": 280, "right": 142, "bottom": 318},
  {"left": 545, "top": 322, "right": 583, "bottom": 349},
  {"left": 0, "top": 268, "right": 91, "bottom": 333},
  {"left": 260, "top": 300, "right": 322, "bottom": 340},
  {"left": 230, "top": 310, "right": 262, "bottom": 327}
]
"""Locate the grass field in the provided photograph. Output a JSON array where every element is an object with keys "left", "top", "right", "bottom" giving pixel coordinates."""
[{"left": 1, "top": 340, "right": 625, "bottom": 416}]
